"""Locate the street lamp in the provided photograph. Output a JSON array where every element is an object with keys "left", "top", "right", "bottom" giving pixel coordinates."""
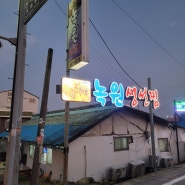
[
  {"left": 0, "top": 35, "right": 17, "bottom": 46},
  {"left": 0, "top": 36, "right": 29, "bottom": 67}
]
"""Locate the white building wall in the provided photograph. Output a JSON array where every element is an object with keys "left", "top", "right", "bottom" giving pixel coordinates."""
[
  {"left": 67, "top": 112, "right": 151, "bottom": 182},
  {"left": 51, "top": 150, "right": 63, "bottom": 181},
  {"left": 66, "top": 111, "right": 182, "bottom": 182},
  {"left": 0, "top": 90, "right": 38, "bottom": 114},
  {"left": 22, "top": 91, "right": 39, "bottom": 114}
]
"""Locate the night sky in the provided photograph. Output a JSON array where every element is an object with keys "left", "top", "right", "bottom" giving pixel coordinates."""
[{"left": 1, "top": 0, "right": 185, "bottom": 119}]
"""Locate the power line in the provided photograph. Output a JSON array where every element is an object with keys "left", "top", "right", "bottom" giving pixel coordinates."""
[
  {"left": 112, "top": 0, "right": 185, "bottom": 69},
  {"left": 90, "top": 43, "right": 133, "bottom": 83},
  {"left": 89, "top": 18, "right": 142, "bottom": 88},
  {"left": 54, "top": 0, "right": 66, "bottom": 16}
]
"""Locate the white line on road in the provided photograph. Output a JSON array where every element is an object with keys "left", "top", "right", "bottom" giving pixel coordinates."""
[{"left": 163, "top": 175, "right": 185, "bottom": 185}]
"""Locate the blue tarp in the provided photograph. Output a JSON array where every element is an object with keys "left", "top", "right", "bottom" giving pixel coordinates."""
[
  {"left": 0, "top": 131, "right": 8, "bottom": 138},
  {"left": 0, "top": 124, "right": 87, "bottom": 146}
]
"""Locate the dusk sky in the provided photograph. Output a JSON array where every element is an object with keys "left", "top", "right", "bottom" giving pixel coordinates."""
[{"left": 0, "top": 0, "right": 185, "bottom": 119}]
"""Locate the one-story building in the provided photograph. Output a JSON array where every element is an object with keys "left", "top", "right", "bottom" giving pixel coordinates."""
[{"left": 1, "top": 103, "right": 185, "bottom": 182}]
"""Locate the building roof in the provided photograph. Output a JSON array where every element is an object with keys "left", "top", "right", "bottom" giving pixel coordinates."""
[
  {"left": 20, "top": 124, "right": 88, "bottom": 148},
  {"left": 0, "top": 111, "right": 33, "bottom": 118},
  {"left": 0, "top": 103, "right": 171, "bottom": 149}
]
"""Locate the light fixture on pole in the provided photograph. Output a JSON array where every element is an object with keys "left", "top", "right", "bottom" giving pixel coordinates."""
[{"left": 0, "top": 35, "right": 17, "bottom": 46}]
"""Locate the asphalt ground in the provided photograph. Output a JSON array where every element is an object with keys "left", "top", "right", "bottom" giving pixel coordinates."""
[{"left": 117, "top": 162, "right": 185, "bottom": 185}]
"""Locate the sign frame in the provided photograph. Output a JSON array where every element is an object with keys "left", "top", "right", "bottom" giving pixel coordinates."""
[
  {"left": 67, "top": 0, "right": 89, "bottom": 70},
  {"left": 24, "top": 0, "right": 47, "bottom": 24},
  {"left": 61, "top": 77, "right": 91, "bottom": 102}
]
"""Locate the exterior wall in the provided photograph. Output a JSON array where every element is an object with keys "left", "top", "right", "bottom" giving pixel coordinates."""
[
  {"left": 51, "top": 150, "right": 63, "bottom": 181},
  {"left": 177, "top": 128, "right": 185, "bottom": 162},
  {"left": 0, "top": 90, "right": 39, "bottom": 132},
  {"left": 67, "top": 112, "right": 149, "bottom": 182},
  {"left": 67, "top": 111, "right": 181, "bottom": 182},
  {"left": 0, "top": 90, "right": 39, "bottom": 114},
  {"left": 22, "top": 91, "right": 39, "bottom": 114},
  {"left": 0, "top": 91, "right": 12, "bottom": 110}
]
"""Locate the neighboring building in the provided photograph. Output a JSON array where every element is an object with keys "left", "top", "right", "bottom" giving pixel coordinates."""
[
  {"left": 1, "top": 103, "right": 185, "bottom": 183},
  {"left": 0, "top": 90, "right": 39, "bottom": 132}
]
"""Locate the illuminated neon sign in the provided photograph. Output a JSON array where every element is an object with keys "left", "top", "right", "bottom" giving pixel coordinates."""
[
  {"left": 93, "top": 79, "right": 160, "bottom": 109},
  {"left": 61, "top": 77, "right": 91, "bottom": 102},
  {"left": 93, "top": 79, "right": 124, "bottom": 107},
  {"left": 175, "top": 101, "right": 185, "bottom": 112}
]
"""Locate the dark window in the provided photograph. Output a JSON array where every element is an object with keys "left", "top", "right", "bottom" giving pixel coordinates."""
[
  {"left": 29, "top": 98, "right": 35, "bottom": 103},
  {"left": 8, "top": 92, "right": 12, "bottom": 96}
]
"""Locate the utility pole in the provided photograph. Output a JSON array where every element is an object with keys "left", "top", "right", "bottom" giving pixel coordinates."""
[
  {"left": 63, "top": 58, "right": 70, "bottom": 185},
  {"left": 148, "top": 78, "right": 156, "bottom": 170},
  {"left": 174, "top": 100, "right": 180, "bottom": 163},
  {"left": 30, "top": 48, "right": 53, "bottom": 185},
  {"left": 4, "top": 0, "right": 26, "bottom": 184}
]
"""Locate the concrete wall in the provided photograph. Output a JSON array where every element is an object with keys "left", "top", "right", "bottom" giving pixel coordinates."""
[{"left": 0, "top": 90, "right": 38, "bottom": 114}]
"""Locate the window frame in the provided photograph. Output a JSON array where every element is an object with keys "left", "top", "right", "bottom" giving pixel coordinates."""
[{"left": 114, "top": 136, "right": 129, "bottom": 151}]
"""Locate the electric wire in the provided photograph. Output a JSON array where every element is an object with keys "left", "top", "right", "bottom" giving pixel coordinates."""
[
  {"left": 54, "top": 0, "right": 66, "bottom": 16},
  {"left": 112, "top": 0, "right": 185, "bottom": 69},
  {"left": 90, "top": 43, "right": 132, "bottom": 83},
  {"left": 89, "top": 18, "right": 142, "bottom": 88}
]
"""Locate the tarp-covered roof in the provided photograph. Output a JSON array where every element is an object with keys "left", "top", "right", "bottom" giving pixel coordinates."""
[
  {"left": 0, "top": 103, "right": 171, "bottom": 148},
  {"left": 21, "top": 124, "right": 88, "bottom": 147},
  {"left": 0, "top": 104, "right": 118, "bottom": 148}
]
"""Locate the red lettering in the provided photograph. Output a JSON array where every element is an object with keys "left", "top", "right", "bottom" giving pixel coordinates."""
[
  {"left": 125, "top": 86, "right": 138, "bottom": 107},
  {"left": 138, "top": 87, "right": 150, "bottom": 107}
]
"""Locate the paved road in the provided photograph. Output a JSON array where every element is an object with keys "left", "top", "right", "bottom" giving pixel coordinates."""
[
  {"left": 173, "top": 179, "right": 185, "bottom": 185},
  {"left": 163, "top": 175, "right": 185, "bottom": 185}
]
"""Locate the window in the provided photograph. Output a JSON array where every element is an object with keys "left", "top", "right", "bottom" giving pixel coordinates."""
[
  {"left": 29, "top": 145, "right": 35, "bottom": 158},
  {"left": 42, "top": 147, "right": 52, "bottom": 164},
  {"left": 29, "top": 145, "right": 52, "bottom": 164},
  {"left": 158, "top": 138, "right": 168, "bottom": 152},
  {"left": 114, "top": 137, "right": 129, "bottom": 151},
  {"left": 29, "top": 98, "right": 35, "bottom": 103},
  {"left": 8, "top": 92, "right": 12, "bottom": 96}
]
